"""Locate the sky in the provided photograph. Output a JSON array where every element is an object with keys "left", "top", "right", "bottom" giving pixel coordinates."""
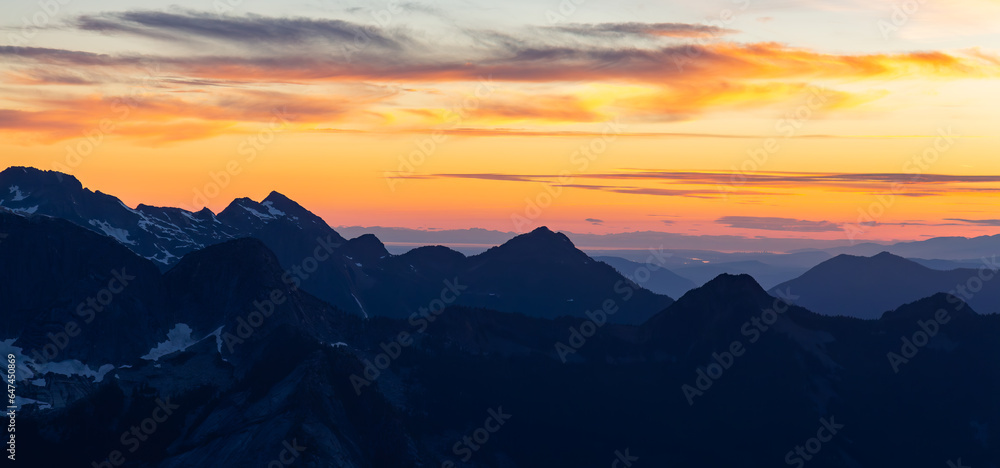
[{"left": 2, "top": 0, "right": 1000, "bottom": 245}]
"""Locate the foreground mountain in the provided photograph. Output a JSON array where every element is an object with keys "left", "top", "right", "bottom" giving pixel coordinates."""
[{"left": 770, "top": 252, "right": 1000, "bottom": 319}]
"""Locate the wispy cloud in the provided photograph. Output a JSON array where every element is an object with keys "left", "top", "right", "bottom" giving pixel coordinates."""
[
  {"left": 945, "top": 218, "right": 1000, "bottom": 226},
  {"left": 548, "top": 22, "right": 737, "bottom": 39},
  {"left": 401, "top": 170, "right": 1000, "bottom": 199},
  {"left": 715, "top": 216, "right": 842, "bottom": 232},
  {"left": 2, "top": 10, "right": 999, "bottom": 142},
  {"left": 73, "top": 10, "right": 407, "bottom": 49}
]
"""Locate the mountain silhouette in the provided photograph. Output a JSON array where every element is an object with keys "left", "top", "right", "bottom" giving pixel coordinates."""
[{"left": 770, "top": 252, "right": 999, "bottom": 319}]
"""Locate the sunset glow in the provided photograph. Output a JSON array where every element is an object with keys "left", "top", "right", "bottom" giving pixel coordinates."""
[{"left": 3, "top": 0, "right": 1000, "bottom": 244}]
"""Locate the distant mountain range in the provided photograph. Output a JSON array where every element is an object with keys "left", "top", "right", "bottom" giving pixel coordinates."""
[
  {"left": 804, "top": 235, "right": 1000, "bottom": 262},
  {"left": 772, "top": 252, "right": 1000, "bottom": 319},
  {"left": 2, "top": 210, "right": 996, "bottom": 466}
]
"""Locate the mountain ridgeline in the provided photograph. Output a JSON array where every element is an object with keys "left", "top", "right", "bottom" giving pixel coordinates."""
[
  {"left": 1, "top": 166, "right": 997, "bottom": 467},
  {"left": 771, "top": 251, "right": 1000, "bottom": 319},
  {"left": 0, "top": 167, "right": 670, "bottom": 324}
]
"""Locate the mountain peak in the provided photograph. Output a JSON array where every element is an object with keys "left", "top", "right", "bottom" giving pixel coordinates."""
[
  {"left": 703, "top": 273, "right": 766, "bottom": 290},
  {"left": 682, "top": 273, "right": 771, "bottom": 305},
  {"left": 510, "top": 226, "right": 573, "bottom": 246},
  {"left": 880, "top": 292, "right": 977, "bottom": 321},
  {"left": 0, "top": 166, "right": 83, "bottom": 191},
  {"left": 263, "top": 190, "right": 292, "bottom": 203},
  {"left": 480, "top": 226, "right": 582, "bottom": 261},
  {"left": 344, "top": 233, "right": 388, "bottom": 262}
]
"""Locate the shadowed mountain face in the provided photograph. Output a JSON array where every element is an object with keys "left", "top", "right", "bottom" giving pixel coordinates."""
[
  {"left": 770, "top": 252, "right": 1000, "bottom": 319},
  {"left": 0, "top": 212, "right": 169, "bottom": 366},
  {"left": 5, "top": 220, "right": 996, "bottom": 467}
]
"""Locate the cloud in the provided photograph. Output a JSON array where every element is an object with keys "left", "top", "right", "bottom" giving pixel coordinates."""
[
  {"left": 3, "top": 11, "right": 1000, "bottom": 141},
  {"left": 549, "top": 22, "right": 737, "bottom": 39},
  {"left": 945, "top": 218, "right": 1000, "bottom": 226},
  {"left": 0, "top": 87, "right": 393, "bottom": 143},
  {"left": 7, "top": 20, "right": 997, "bottom": 87},
  {"left": 715, "top": 216, "right": 842, "bottom": 232},
  {"left": 585, "top": 218, "right": 604, "bottom": 225},
  {"left": 401, "top": 170, "right": 1000, "bottom": 199},
  {"left": 74, "top": 10, "right": 406, "bottom": 50}
]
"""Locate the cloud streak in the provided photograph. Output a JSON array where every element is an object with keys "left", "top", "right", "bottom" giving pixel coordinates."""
[
  {"left": 715, "top": 216, "right": 842, "bottom": 232},
  {"left": 2, "top": 10, "right": 999, "bottom": 142}
]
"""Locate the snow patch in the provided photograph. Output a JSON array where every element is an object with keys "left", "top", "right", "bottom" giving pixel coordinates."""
[
  {"left": 29, "top": 378, "right": 46, "bottom": 387},
  {"left": 149, "top": 245, "right": 177, "bottom": 265},
  {"left": 240, "top": 204, "right": 274, "bottom": 221},
  {"left": 15, "top": 396, "right": 51, "bottom": 410},
  {"left": 36, "top": 361, "right": 113, "bottom": 382},
  {"left": 2, "top": 338, "right": 116, "bottom": 382},
  {"left": 142, "top": 324, "right": 197, "bottom": 361},
  {"left": 208, "top": 326, "right": 227, "bottom": 359},
  {"left": 262, "top": 201, "right": 285, "bottom": 217},
  {"left": 88, "top": 219, "right": 136, "bottom": 245},
  {"left": 12, "top": 205, "right": 38, "bottom": 215},
  {"left": 351, "top": 294, "right": 369, "bottom": 319},
  {"left": 8, "top": 185, "right": 27, "bottom": 201}
]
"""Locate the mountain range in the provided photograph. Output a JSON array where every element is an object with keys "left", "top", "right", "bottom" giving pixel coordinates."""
[
  {"left": 771, "top": 251, "right": 1000, "bottom": 319},
  {"left": 1, "top": 208, "right": 996, "bottom": 466},
  {"left": 0, "top": 167, "right": 670, "bottom": 325},
  {"left": 2, "top": 165, "right": 999, "bottom": 466}
]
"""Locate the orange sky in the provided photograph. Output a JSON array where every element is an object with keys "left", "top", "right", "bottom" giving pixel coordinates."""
[{"left": 2, "top": 1, "right": 1000, "bottom": 243}]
